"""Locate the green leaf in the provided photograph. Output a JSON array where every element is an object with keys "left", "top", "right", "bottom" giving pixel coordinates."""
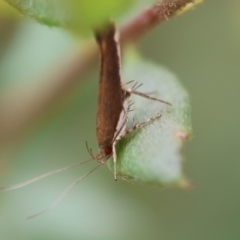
[
  {"left": 5, "top": 0, "right": 134, "bottom": 32},
  {"left": 108, "top": 49, "right": 192, "bottom": 187}
]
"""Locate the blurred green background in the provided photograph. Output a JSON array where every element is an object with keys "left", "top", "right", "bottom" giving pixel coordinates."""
[{"left": 1, "top": 1, "right": 240, "bottom": 239}]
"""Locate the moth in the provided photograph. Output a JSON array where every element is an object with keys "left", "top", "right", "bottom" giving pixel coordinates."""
[
  {"left": 94, "top": 22, "right": 171, "bottom": 180},
  {"left": 0, "top": 22, "right": 171, "bottom": 218}
]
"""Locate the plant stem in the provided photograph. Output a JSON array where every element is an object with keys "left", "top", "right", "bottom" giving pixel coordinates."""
[{"left": 120, "top": 0, "right": 196, "bottom": 42}]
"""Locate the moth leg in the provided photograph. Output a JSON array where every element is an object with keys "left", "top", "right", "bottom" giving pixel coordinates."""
[
  {"left": 112, "top": 140, "right": 118, "bottom": 181},
  {"left": 112, "top": 113, "right": 161, "bottom": 180},
  {"left": 129, "top": 89, "right": 171, "bottom": 106},
  {"left": 122, "top": 113, "right": 162, "bottom": 138},
  {"left": 112, "top": 116, "right": 128, "bottom": 181},
  {"left": 126, "top": 81, "right": 171, "bottom": 106}
]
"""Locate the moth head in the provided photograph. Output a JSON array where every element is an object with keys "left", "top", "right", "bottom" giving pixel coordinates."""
[{"left": 98, "top": 145, "right": 112, "bottom": 163}]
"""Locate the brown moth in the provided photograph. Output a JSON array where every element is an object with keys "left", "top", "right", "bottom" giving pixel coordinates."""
[
  {"left": 94, "top": 22, "right": 171, "bottom": 179},
  {"left": 94, "top": 23, "right": 131, "bottom": 180},
  {"left": 0, "top": 21, "right": 171, "bottom": 218}
]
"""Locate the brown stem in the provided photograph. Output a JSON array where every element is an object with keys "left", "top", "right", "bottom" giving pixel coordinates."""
[
  {"left": 0, "top": 0, "right": 197, "bottom": 144},
  {"left": 120, "top": 0, "right": 195, "bottom": 42}
]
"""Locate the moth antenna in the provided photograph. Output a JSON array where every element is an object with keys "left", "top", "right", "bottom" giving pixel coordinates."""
[
  {"left": 0, "top": 159, "right": 93, "bottom": 192},
  {"left": 130, "top": 90, "right": 172, "bottom": 106},
  {"left": 27, "top": 164, "right": 101, "bottom": 219}
]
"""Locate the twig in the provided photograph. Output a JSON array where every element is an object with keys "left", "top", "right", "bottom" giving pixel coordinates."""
[{"left": 120, "top": 0, "right": 196, "bottom": 42}]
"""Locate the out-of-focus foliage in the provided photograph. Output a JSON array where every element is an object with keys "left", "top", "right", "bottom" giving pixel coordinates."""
[
  {"left": 5, "top": 0, "right": 135, "bottom": 33},
  {"left": 0, "top": 1, "right": 18, "bottom": 17}
]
